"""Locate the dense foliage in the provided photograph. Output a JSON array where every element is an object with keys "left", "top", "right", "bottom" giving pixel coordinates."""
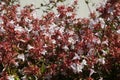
[{"left": 0, "top": 0, "right": 120, "bottom": 80}]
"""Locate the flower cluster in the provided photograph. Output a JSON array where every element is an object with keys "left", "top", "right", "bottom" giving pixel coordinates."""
[{"left": 0, "top": 0, "right": 120, "bottom": 80}]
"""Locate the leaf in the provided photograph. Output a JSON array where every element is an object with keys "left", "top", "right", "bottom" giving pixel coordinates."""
[
  {"left": 41, "top": 63, "right": 46, "bottom": 73},
  {"left": 14, "top": 76, "right": 20, "bottom": 80}
]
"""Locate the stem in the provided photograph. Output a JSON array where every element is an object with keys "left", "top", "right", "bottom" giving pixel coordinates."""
[{"left": 84, "top": 0, "right": 92, "bottom": 13}]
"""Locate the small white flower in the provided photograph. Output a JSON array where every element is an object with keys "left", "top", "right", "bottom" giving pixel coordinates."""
[
  {"left": 99, "top": 18, "right": 105, "bottom": 29},
  {"left": 27, "top": 44, "right": 34, "bottom": 50},
  {"left": 17, "top": 54, "right": 25, "bottom": 61},
  {"left": 68, "top": 30, "right": 74, "bottom": 35},
  {"left": 71, "top": 44, "right": 75, "bottom": 49},
  {"left": 62, "top": 45, "right": 69, "bottom": 51},
  {"left": 88, "top": 48, "right": 94, "bottom": 55},
  {"left": 14, "top": 25, "right": 25, "bottom": 32},
  {"left": 68, "top": 37, "right": 76, "bottom": 44},
  {"left": 99, "top": 77, "right": 103, "bottom": 80},
  {"left": 14, "top": 62, "right": 19, "bottom": 66},
  {"left": 81, "top": 59, "right": 87, "bottom": 66},
  {"left": 40, "top": 26, "right": 45, "bottom": 30},
  {"left": 49, "top": 23, "right": 56, "bottom": 28},
  {"left": 95, "top": 33, "right": 99, "bottom": 36},
  {"left": 16, "top": 17, "right": 21, "bottom": 22},
  {"left": 7, "top": 75, "right": 14, "bottom": 80},
  {"left": 9, "top": 20, "right": 15, "bottom": 24},
  {"left": 101, "top": 50, "right": 107, "bottom": 55},
  {"left": 89, "top": 69, "right": 96, "bottom": 76},
  {"left": 92, "top": 37, "right": 101, "bottom": 44},
  {"left": 25, "top": 17, "right": 32, "bottom": 23},
  {"left": 32, "top": 31, "right": 39, "bottom": 36},
  {"left": 98, "top": 58, "right": 105, "bottom": 64},
  {"left": 87, "top": 42, "right": 93, "bottom": 48},
  {"left": 31, "top": 11, "right": 37, "bottom": 19},
  {"left": 1, "top": 10, "right": 7, "bottom": 15},
  {"left": 97, "top": 39, "right": 101, "bottom": 44},
  {"left": 22, "top": 76, "right": 27, "bottom": 80},
  {"left": 0, "top": 18, "right": 4, "bottom": 24},
  {"left": 25, "top": 25, "right": 33, "bottom": 33},
  {"left": 43, "top": 44, "right": 48, "bottom": 48},
  {"left": 77, "top": 49, "right": 84, "bottom": 55},
  {"left": 66, "top": 12, "right": 72, "bottom": 16},
  {"left": 16, "top": 7, "right": 21, "bottom": 15},
  {"left": 102, "top": 40, "right": 108, "bottom": 46},
  {"left": 59, "top": 27, "right": 65, "bottom": 33},
  {"left": 43, "top": 32, "right": 51, "bottom": 37},
  {"left": 72, "top": 53, "right": 80, "bottom": 60},
  {"left": 1, "top": 2, "right": 5, "bottom": 5},
  {"left": 71, "top": 63, "right": 83, "bottom": 73},
  {"left": 117, "top": 29, "right": 120, "bottom": 34},
  {"left": 0, "top": 27, "right": 5, "bottom": 32},
  {"left": 49, "top": 24, "right": 56, "bottom": 33},
  {"left": 57, "top": 36, "right": 61, "bottom": 39},
  {"left": 41, "top": 49, "right": 47, "bottom": 55},
  {"left": 19, "top": 39, "right": 26, "bottom": 43},
  {"left": 51, "top": 39, "right": 56, "bottom": 44}
]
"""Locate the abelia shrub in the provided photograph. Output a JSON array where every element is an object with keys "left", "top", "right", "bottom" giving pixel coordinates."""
[{"left": 0, "top": 0, "right": 120, "bottom": 80}]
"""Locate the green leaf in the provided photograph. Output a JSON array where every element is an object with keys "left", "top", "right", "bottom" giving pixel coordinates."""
[
  {"left": 41, "top": 63, "right": 46, "bottom": 73},
  {"left": 14, "top": 76, "right": 20, "bottom": 80}
]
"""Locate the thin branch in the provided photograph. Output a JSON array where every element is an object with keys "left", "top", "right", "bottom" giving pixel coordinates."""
[{"left": 84, "top": 0, "right": 92, "bottom": 13}]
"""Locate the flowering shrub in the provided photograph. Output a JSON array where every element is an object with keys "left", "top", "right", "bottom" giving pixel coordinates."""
[{"left": 0, "top": 0, "right": 120, "bottom": 80}]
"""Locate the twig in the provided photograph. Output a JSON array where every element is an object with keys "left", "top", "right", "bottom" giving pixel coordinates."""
[{"left": 84, "top": 0, "right": 92, "bottom": 13}]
